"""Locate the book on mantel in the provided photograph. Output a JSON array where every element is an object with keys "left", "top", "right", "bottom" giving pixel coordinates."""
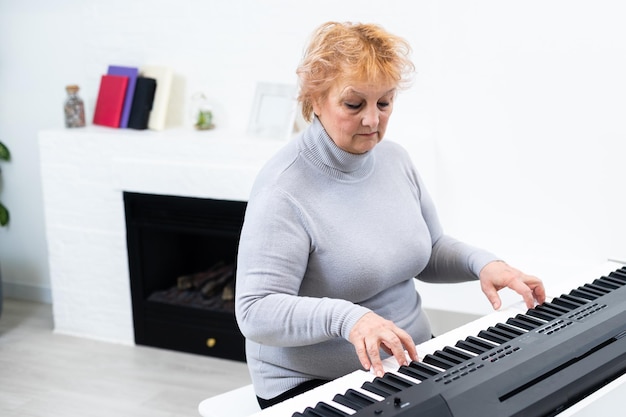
[
  {"left": 106, "top": 65, "right": 139, "bottom": 128},
  {"left": 127, "top": 77, "right": 157, "bottom": 130},
  {"left": 140, "top": 65, "right": 173, "bottom": 131},
  {"left": 92, "top": 74, "right": 129, "bottom": 128}
]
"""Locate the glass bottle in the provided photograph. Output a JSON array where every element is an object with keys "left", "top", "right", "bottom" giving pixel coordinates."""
[{"left": 64, "top": 85, "right": 86, "bottom": 128}]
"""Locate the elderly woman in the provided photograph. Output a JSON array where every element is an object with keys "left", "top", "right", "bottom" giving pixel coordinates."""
[{"left": 235, "top": 21, "right": 545, "bottom": 409}]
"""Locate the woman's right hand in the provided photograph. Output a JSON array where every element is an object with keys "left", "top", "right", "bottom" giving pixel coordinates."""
[{"left": 348, "top": 311, "right": 419, "bottom": 377}]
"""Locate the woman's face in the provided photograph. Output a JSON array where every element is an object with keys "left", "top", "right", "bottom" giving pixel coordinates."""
[{"left": 313, "top": 80, "right": 396, "bottom": 154}]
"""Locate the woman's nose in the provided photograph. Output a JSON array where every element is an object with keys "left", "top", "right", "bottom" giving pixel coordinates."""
[{"left": 362, "top": 106, "right": 380, "bottom": 128}]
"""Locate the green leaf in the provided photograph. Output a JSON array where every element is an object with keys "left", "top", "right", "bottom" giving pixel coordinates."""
[
  {"left": 0, "top": 141, "right": 10, "bottom": 161},
  {"left": 0, "top": 202, "right": 8, "bottom": 226}
]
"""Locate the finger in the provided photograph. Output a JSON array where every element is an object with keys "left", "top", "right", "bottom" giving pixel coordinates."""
[
  {"left": 507, "top": 278, "right": 536, "bottom": 309},
  {"left": 353, "top": 340, "right": 372, "bottom": 372},
  {"left": 366, "top": 339, "right": 384, "bottom": 377},
  {"left": 481, "top": 281, "right": 502, "bottom": 310},
  {"left": 382, "top": 338, "right": 409, "bottom": 369},
  {"left": 531, "top": 278, "right": 547, "bottom": 304},
  {"left": 395, "top": 330, "right": 418, "bottom": 363},
  {"left": 404, "top": 337, "right": 419, "bottom": 363}
]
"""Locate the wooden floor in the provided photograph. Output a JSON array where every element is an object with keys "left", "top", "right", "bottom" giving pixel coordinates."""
[{"left": 0, "top": 299, "right": 252, "bottom": 417}]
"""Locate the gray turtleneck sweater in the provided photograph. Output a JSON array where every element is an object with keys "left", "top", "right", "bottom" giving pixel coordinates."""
[{"left": 235, "top": 117, "right": 498, "bottom": 400}]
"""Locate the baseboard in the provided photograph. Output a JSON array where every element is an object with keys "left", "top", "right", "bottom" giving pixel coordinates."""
[{"left": 2, "top": 281, "right": 52, "bottom": 304}]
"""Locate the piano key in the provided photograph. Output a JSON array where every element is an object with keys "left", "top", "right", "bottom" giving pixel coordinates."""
[
  {"left": 593, "top": 278, "right": 620, "bottom": 290},
  {"left": 539, "top": 301, "right": 572, "bottom": 314},
  {"left": 567, "top": 289, "right": 597, "bottom": 301},
  {"left": 301, "top": 402, "right": 349, "bottom": 417},
  {"left": 603, "top": 275, "right": 626, "bottom": 286},
  {"left": 573, "top": 286, "right": 603, "bottom": 299},
  {"left": 532, "top": 305, "right": 562, "bottom": 319},
  {"left": 455, "top": 339, "right": 488, "bottom": 355},
  {"left": 432, "top": 349, "right": 465, "bottom": 365},
  {"left": 467, "top": 335, "right": 499, "bottom": 351},
  {"left": 494, "top": 323, "right": 526, "bottom": 336},
  {"left": 422, "top": 353, "right": 458, "bottom": 370},
  {"left": 514, "top": 313, "right": 546, "bottom": 328},
  {"left": 560, "top": 293, "right": 592, "bottom": 306},
  {"left": 477, "top": 329, "right": 509, "bottom": 344},
  {"left": 538, "top": 303, "right": 569, "bottom": 316},
  {"left": 442, "top": 345, "right": 476, "bottom": 361},
  {"left": 403, "top": 361, "right": 442, "bottom": 378},
  {"left": 398, "top": 363, "right": 435, "bottom": 381},
  {"left": 361, "top": 377, "right": 403, "bottom": 397},
  {"left": 582, "top": 283, "right": 611, "bottom": 295},
  {"left": 526, "top": 308, "right": 557, "bottom": 322},
  {"left": 332, "top": 389, "right": 376, "bottom": 411},
  {"left": 487, "top": 325, "right": 521, "bottom": 340},
  {"left": 609, "top": 270, "right": 626, "bottom": 282},
  {"left": 505, "top": 317, "right": 537, "bottom": 331}
]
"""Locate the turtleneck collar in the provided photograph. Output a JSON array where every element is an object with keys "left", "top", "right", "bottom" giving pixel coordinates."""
[{"left": 299, "top": 117, "right": 375, "bottom": 181}]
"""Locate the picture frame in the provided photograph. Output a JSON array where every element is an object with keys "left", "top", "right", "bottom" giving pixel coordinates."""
[{"left": 247, "top": 82, "right": 300, "bottom": 141}]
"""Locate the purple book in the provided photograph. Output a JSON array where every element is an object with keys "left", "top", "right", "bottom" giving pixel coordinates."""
[{"left": 107, "top": 65, "right": 139, "bottom": 128}]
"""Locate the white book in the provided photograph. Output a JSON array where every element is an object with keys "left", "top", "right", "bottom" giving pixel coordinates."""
[{"left": 140, "top": 65, "right": 173, "bottom": 131}]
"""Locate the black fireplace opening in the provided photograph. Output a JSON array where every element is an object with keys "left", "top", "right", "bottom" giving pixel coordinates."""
[{"left": 124, "top": 191, "right": 247, "bottom": 361}]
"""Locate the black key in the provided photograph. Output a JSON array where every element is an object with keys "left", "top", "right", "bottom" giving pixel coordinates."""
[
  {"left": 402, "top": 361, "right": 441, "bottom": 379},
  {"left": 382, "top": 372, "right": 415, "bottom": 389},
  {"left": 456, "top": 337, "right": 495, "bottom": 354},
  {"left": 526, "top": 309, "right": 556, "bottom": 322},
  {"left": 568, "top": 289, "right": 597, "bottom": 301},
  {"left": 333, "top": 389, "right": 376, "bottom": 411},
  {"left": 477, "top": 330, "right": 508, "bottom": 345},
  {"left": 298, "top": 406, "right": 324, "bottom": 417},
  {"left": 593, "top": 278, "right": 618, "bottom": 290},
  {"left": 540, "top": 301, "right": 571, "bottom": 314},
  {"left": 443, "top": 345, "right": 475, "bottom": 361},
  {"left": 583, "top": 283, "right": 610, "bottom": 294},
  {"left": 533, "top": 306, "right": 561, "bottom": 319},
  {"left": 362, "top": 376, "right": 407, "bottom": 398},
  {"left": 423, "top": 353, "right": 457, "bottom": 370},
  {"left": 467, "top": 335, "right": 498, "bottom": 351},
  {"left": 609, "top": 270, "right": 626, "bottom": 283},
  {"left": 506, "top": 317, "right": 537, "bottom": 331},
  {"left": 433, "top": 349, "right": 464, "bottom": 365},
  {"left": 307, "top": 402, "right": 349, "bottom": 417},
  {"left": 593, "top": 278, "right": 620, "bottom": 290},
  {"left": 538, "top": 303, "right": 569, "bottom": 316},
  {"left": 398, "top": 365, "right": 431, "bottom": 381},
  {"left": 488, "top": 325, "right": 520, "bottom": 340},
  {"left": 575, "top": 286, "right": 603, "bottom": 298},
  {"left": 603, "top": 275, "right": 626, "bottom": 286},
  {"left": 361, "top": 381, "right": 393, "bottom": 398},
  {"left": 552, "top": 287, "right": 598, "bottom": 307},
  {"left": 495, "top": 323, "right": 526, "bottom": 336},
  {"left": 515, "top": 313, "right": 547, "bottom": 328},
  {"left": 398, "top": 362, "right": 439, "bottom": 381}
]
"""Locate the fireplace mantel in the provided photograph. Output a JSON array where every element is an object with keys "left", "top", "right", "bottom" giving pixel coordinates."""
[{"left": 38, "top": 126, "right": 286, "bottom": 344}]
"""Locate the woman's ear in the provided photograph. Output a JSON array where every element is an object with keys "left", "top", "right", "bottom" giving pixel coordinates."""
[{"left": 311, "top": 95, "right": 324, "bottom": 118}]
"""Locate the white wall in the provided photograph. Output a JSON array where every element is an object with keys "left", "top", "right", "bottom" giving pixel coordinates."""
[{"left": 1, "top": 0, "right": 624, "bottom": 305}]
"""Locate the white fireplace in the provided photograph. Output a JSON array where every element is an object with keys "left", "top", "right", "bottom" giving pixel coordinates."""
[{"left": 38, "top": 126, "right": 286, "bottom": 344}]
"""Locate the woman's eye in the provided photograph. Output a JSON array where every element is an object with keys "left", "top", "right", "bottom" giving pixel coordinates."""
[
  {"left": 378, "top": 101, "right": 390, "bottom": 108},
  {"left": 345, "top": 102, "right": 361, "bottom": 110}
]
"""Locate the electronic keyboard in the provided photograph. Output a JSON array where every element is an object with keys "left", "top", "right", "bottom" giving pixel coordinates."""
[{"left": 254, "top": 265, "right": 626, "bottom": 417}]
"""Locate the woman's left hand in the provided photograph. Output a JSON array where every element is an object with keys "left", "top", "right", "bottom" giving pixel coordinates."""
[{"left": 479, "top": 261, "right": 546, "bottom": 310}]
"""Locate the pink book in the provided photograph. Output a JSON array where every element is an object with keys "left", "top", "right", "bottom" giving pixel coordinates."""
[{"left": 93, "top": 74, "right": 128, "bottom": 128}]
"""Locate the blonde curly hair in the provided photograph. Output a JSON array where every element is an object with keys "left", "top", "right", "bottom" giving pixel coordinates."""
[{"left": 296, "top": 22, "right": 415, "bottom": 122}]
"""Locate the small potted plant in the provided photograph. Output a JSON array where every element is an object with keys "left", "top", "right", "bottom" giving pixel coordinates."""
[
  {"left": 0, "top": 140, "right": 8, "bottom": 315},
  {"left": 0, "top": 140, "right": 9, "bottom": 226}
]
